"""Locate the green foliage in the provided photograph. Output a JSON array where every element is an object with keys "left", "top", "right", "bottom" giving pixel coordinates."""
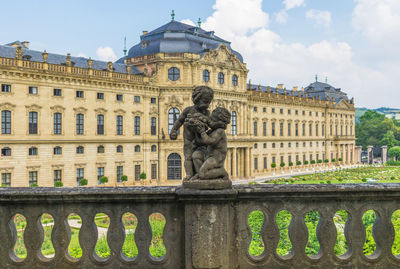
[
  {"left": 324, "top": 159, "right": 329, "bottom": 163},
  {"left": 100, "top": 176, "right": 108, "bottom": 184},
  {"left": 54, "top": 180, "right": 63, "bottom": 187},
  {"left": 271, "top": 163, "right": 276, "bottom": 168},
  {"left": 338, "top": 158, "right": 343, "bottom": 162},
  {"left": 79, "top": 178, "right": 88, "bottom": 186},
  {"left": 389, "top": 146, "right": 400, "bottom": 161},
  {"left": 296, "top": 161, "right": 302, "bottom": 165},
  {"left": 362, "top": 178, "right": 367, "bottom": 182},
  {"left": 387, "top": 160, "right": 400, "bottom": 166},
  {"left": 120, "top": 175, "right": 128, "bottom": 182},
  {"left": 280, "top": 162, "right": 285, "bottom": 167},
  {"left": 139, "top": 172, "right": 147, "bottom": 180},
  {"left": 289, "top": 162, "right": 293, "bottom": 167},
  {"left": 30, "top": 183, "right": 38, "bottom": 187},
  {"left": 304, "top": 160, "right": 309, "bottom": 165},
  {"left": 331, "top": 158, "right": 336, "bottom": 162},
  {"left": 248, "top": 211, "right": 265, "bottom": 256},
  {"left": 310, "top": 160, "right": 316, "bottom": 164},
  {"left": 1, "top": 184, "right": 8, "bottom": 187},
  {"left": 317, "top": 160, "right": 323, "bottom": 164}
]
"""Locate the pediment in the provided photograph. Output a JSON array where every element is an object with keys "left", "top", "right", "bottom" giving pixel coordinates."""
[
  {"left": 335, "top": 99, "right": 351, "bottom": 109},
  {"left": 200, "top": 44, "right": 247, "bottom": 70}
]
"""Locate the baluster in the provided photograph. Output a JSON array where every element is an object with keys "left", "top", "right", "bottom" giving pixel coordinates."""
[
  {"left": 264, "top": 205, "right": 280, "bottom": 261},
  {"left": 289, "top": 207, "right": 308, "bottom": 265},
  {"left": 52, "top": 209, "right": 71, "bottom": 263},
  {"left": 371, "top": 206, "right": 395, "bottom": 261},
  {"left": 23, "top": 210, "right": 42, "bottom": 264},
  {"left": 317, "top": 206, "right": 337, "bottom": 263},
  {"left": 134, "top": 207, "right": 152, "bottom": 266},
  {"left": 346, "top": 206, "right": 364, "bottom": 262},
  {"left": 107, "top": 207, "right": 124, "bottom": 263},
  {"left": 78, "top": 209, "right": 97, "bottom": 263},
  {"left": 0, "top": 207, "right": 12, "bottom": 264}
]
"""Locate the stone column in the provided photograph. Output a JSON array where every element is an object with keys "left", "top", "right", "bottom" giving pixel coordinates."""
[
  {"left": 232, "top": 148, "right": 237, "bottom": 178},
  {"left": 367, "top": 146, "right": 373, "bottom": 165},
  {"left": 346, "top": 144, "right": 350, "bottom": 164},
  {"left": 382, "top": 145, "right": 388, "bottom": 164},
  {"left": 355, "top": 146, "right": 362, "bottom": 164}
]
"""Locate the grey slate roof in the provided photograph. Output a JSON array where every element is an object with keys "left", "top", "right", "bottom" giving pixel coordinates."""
[
  {"left": 0, "top": 42, "right": 143, "bottom": 75},
  {"left": 247, "top": 84, "right": 306, "bottom": 97},
  {"left": 116, "top": 20, "right": 243, "bottom": 63}
]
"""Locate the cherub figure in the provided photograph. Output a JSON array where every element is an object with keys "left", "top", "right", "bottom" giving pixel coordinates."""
[
  {"left": 193, "top": 107, "right": 231, "bottom": 180},
  {"left": 169, "top": 86, "right": 214, "bottom": 180}
]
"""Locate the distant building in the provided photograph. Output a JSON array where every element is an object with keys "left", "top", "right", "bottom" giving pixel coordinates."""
[
  {"left": 0, "top": 20, "right": 356, "bottom": 187},
  {"left": 385, "top": 110, "right": 400, "bottom": 120}
]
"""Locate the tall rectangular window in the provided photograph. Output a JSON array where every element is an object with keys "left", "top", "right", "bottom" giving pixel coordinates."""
[
  {"left": 322, "top": 124, "right": 325, "bottom": 136},
  {"left": 1, "top": 110, "right": 11, "bottom": 134},
  {"left": 309, "top": 124, "right": 312, "bottom": 136},
  {"left": 263, "top": 122, "right": 266, "bottom": 136},
  {"left": 116, "top": 115, "right": 123, "bottom": 135},
  {"left": 271, "top": 122, "right": 275, "bottom": 136},
  {"left": 97, "top": 167, "right": 104, "bottom": 184},
  {"left": 254, "top": 157, "right": 258, "bottom": 170},
  {"left": 231, "top": 111, "right": 237, "bottom": 135},
  {"left": 302, "top": 123, "right": 305, "bottom": 136},
  {"left": 253, "top": 121, "right": 257, "bottom": 136},
  {"left": 134, "top": 116, "right": 140, "bottom": 135},
  {"left": 97, "top": 114, "right": 104, "bottom": 135},
  {"left": 29, "top": 171, "right": 38, "bottom": 186},
  {"left": 29, "top": 112, "right": 38, "bottom": 134},
  {"left": 76, "top": 168, "right": 84, "bottom": 186},
  {"left": 117, "top": 166, "right": 123, "bottom": 182},
  {"left": 135, "top": 165, "right": 141, "bottom": 181},
  {"left": 263, "top": 157, "right": 267, "bottom": 169},
  {"left": 1, "top": 173, "right": 11, "bottom": 187},
  {"left": 76, "top": 114, "right": 84, "bottom": 135},
  {"left": 54, "top": 170, "right": 62, "bottom": 185},
  {"left": 330, "top": 125, "right": 332, "bottom": 135},
  {"left": 295, "top": 123, "right": 298, "bottom": 136},
  {"left": 53, "top": 113, "right": 62, "bottom": 134},
  {"left": 151, "top": 117, "right": 156, "bottom": 135},
  {"left": 151, "top": 164, "right": 157, "bottom": 180},
  {"left": 287, "top": 123, "right": 291, "bottom": 136},
  {"left": 280, "top": 122, "right": 283, "bottom": 136},
  {"left": 316, "top": 124, "right": 319, "bottom": 137}
]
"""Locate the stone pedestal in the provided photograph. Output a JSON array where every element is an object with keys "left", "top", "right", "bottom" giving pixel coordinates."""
[
  {"left": 367, "top": 145, "right": 373, "bottom": 165},
  {"left": 382, "top": 145, "right": 388, "bottom": 164},
  {"left": 177, "top": 187, "right": 237, "bottom": 269},
  {"left": 355, "top": 146, "right": 362, "bottom": 164},
  {"left": 182, "top": 179, "right": 232, "bottom": 190}
]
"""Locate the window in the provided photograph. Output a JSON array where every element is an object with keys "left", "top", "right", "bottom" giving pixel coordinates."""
[
  {"left": 288, "top": 123, "right": 291, "bottom": 136},
  {"left": 203, "top": 69, "right": 210, "bottom": 82},
  {"left": 116, "top": 94, "right": 123, "bottom": 101},
  {"left": 53, "top": 89, "right": 62, "bottom": 96},
  {"left": 97, "top": 92, "right": 104, "bottom": 100},
  {"left": 263, "top": 107, "right": 266, "bottom": 113},
  {"left": 280, "top": 122, "right": 283, "bottom": 136},
  {"left": 263, "top": 143, "right": 266, "bottom": 148},
  {"left": 253, "top": 121, "right": 257, "bottom": 136},
  {"left": 295, "top": 110, "right": 298, "bottom": 115},
  {"left": 97, "top": 145, "right": 105, "bottom": 153},
  {"left": 232, "top": 75, "right": 238, "bottom": 86},
  {"left": 218, "top": 72, "right": 224, "bottom": 84},
  {"left": 272, "top": 143, "right": 276, "bottom": 148},
  {"left": 231, "top": 111, "right": 237, "bottom": 135},
  {"left": 76, "top": 146, "right": 84, "bottom": 154},
  {"left": 302, "top": 111, "right": 305, "bottom": 116},
  {"left": 168, "top": 67, "right": 180, "bottom": 81},
  {"left": 97, "top": 114, "right": 104, "bottom": 135},
  {"left": 29, "top": 147, "right": 38, "bottom": 156},
  {"left": 272, "top": 156, "right": 276, "bottom": 164},
  {"left": 288, "top": 142, "right": 291, "bottom": 148},
  {"left": 316, "top": 112, "right": 318, "bottom": 116},
  {"left": 168, "top": 108, "right": 180, "bottom": 134},
  {"left": 280, "top": 143, "right": 284, "bottom": 148},
  {"left": 116, "top": 115, "right": 123, "bottom": 135},
  {"left": 134, "top": 145, "right": 140, "bottom": 152},
  {"left": 295, "top": 123, "right": 298, "bottom": 136},
  {"left": 263, "top": 122, "right": 267, "bottom": 136},
  {"left": 1, "top": 84, "right": 11, "bottom": 92},
  {"left": 280, "top": 108, "right": 283, "bottom": 114},
  {"left": 1, "top": 147, "right": 11, "bottom": 156},
  {"left": 151, "top": 117, "right": 156, "bottom": 135},
  {"left": 76, "top": 114, "right": 84, "bottom": 135},
  {"left": 309, "top": 111, "right": 312, "bottom": 116},
  {"left": 167, "top": 153, "right": 182, "bottom": 180},
  {"left": 254, "top": 143, "right": 258, "bottom": 149},
  {"left": 54, "top": 170, "right": 62, "bottom": 185},
  {"left": 135, "top": 165, "right": 141, "bottom": 181},
  {"left": 150, "top": 97, "right": 156, "bottom": 104},
  {"left": 76, "top": 90, "right": 84, "bottom": 98},
  {"left": 296, "top": 142, "right": 299, "bottom": 147},
  {"left": 280, "top": 156, "right": 284, "bottom": 164},
  {"left": 134, "top": 96, "right": 140, "bottom": 103},
  {"left": 28, "top": 111, "right": 38, "bottom": 134},
  {"left": 310, "top": 142, "right": 313, "bottom": 147},
  {"left": 29, "top": 171, "right": 38, "bottom": 186},
  {"left": 254, "top": 157, "right": 258, "bottom": 170},
  {"left": 29, "top": 86, "right": 38, "bottom": 95},
  {"left": 310, "top": 154, "right": 313, "bottom": 162},
  {"left": 117, "top": 166, "right": 123, "bottom": 182},
  {"left": 316, "top": 124, "right": 319, "bottom": 136},
  {"left": 53, "top": 146, "right": 62, "bottom": 155},
  {"left": 271, "top": 122, "right": 275, "bottom": 136},
  {"left": 151, "top": 145, "right": 157, "bottom": 152},
  {"left": 263, "top": 157, "right": 267, "bottom": 169},
  {"left": 151, "top": 163, "right": 157, "bottom": 180},
  {"left": 116, "top": 145, "right": 123, "bottom": 153},
  {"left": 1, "top": 110, "right": 11, "bottom": 134},
  {"left": 76, "top": 168, "right": 84, "bottom": 186},
  {"left": 302, "top": 123, "right": 305, "bottom": 136},
  {"left": 288, "top": 109, "right": 291, "bottom": 115},
  {"left": 309, "top": 124, "right": 312, "bottom": 136},
  {"left": 53, "top": 113, "right": 62, "bottom": 134},
  {"left": 2, "top": 173, "right": 11, "bottom": 187},
  {"left": 134, "top": 116, "right": 140, "bottom": 135},
  {"left": 272, "top": 108, "right": 275, "bottom": 113},
  {"left": 254, "top": 107, "right": 257, "bottom": 112},
  {"left": 97, "top": 167, "right": 104, "bottom": 184}
]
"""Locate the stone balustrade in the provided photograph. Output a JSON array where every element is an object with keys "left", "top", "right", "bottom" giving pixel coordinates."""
[{"left": 0, "top": 184, "right": 399, "bottom": 268}]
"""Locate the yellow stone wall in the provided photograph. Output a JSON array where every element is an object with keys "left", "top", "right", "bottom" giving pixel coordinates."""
[{"left": 0, "top": 45, "right": 355, "bottom": 187}]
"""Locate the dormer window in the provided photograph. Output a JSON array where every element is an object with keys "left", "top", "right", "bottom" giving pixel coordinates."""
[
  {"left": 22, "top": 55, "right": 32, "bottom": 61},
  {"left": 232, "top": 75, "right": 238, "bottom": 86},
  {"left": 142, "top": 41, "right": 148, "bottom": 48}
]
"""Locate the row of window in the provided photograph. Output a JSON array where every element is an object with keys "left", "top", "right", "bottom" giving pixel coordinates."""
[
  {"left": 1, "top": 144, "right": 156, "bottom": 157},
  {"left": 253, "top": 106, "right": 353, "bottom": 119},
  {"left": 1, "top": 84, "right": 157, "bottom": 104},
  {"left": 167, "top": 67, "right": 239, "bottom": 86},
  {"left": 254, "top": 141, "right": 328, "bottom": 150},
  {"left": 1, "top": 111, "right": 157, "bottom": 136}
]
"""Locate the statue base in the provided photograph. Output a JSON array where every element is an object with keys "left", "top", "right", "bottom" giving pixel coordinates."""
[{"left": 182, "top": 178, "right": 232, "bottom": 190}]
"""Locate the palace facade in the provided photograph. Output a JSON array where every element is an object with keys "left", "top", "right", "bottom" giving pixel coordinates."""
[{"left": 0, "top": 20, "right": 356, "bottom": 187}]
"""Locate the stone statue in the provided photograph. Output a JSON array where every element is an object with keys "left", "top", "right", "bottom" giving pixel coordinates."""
[{"left": 170, "top": 86, "right": 232, "bottom": 189}]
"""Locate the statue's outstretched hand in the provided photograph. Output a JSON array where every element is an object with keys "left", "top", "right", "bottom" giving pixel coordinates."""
[{"left": 170, "top": 130, "right": 178, "bottom": 140}]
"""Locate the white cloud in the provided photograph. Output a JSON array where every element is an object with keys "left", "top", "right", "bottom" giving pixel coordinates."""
[
  {"left": 200, "top": 0, "right": 400, "bottom": 107},
  {"left": 306, "top": 9, "right": 331, "bottom": 27},
  {"left": 77, "top": 53, "right": 87, "bottom": 58},
  {"left": 275, "top": 10, "right": 288, "bottom": 23},
  {"left": 180, "top": 19, "right": 196, "bottom": 26},
  {"left": 96, "top": 46, "right": 117, "bottom": 62},
  {"left": 283, "top": 0, "right": 304, "bottom": 10}
]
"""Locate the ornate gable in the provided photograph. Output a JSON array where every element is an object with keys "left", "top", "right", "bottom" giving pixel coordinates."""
[{"left": 201, "top": 44, "right": 247, "bottom": 71}]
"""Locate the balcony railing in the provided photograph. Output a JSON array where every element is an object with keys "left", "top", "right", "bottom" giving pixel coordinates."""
[{"left": 0, "top": 184, "right": 399, "bottom": 268}]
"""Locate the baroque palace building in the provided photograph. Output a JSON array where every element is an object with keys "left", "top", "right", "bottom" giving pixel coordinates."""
[{"left": 0, "top": 19, "right": 356, "bottom": 187}]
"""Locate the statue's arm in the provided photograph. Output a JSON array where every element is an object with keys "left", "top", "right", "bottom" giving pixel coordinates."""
[
  {"left": 200, "top": 130, "right": 222, "bottom": 145},
  {"left": 171, "top": 108, "right": 189, "bottom": 132}
]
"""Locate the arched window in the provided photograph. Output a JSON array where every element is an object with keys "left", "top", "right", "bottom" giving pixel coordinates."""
[
  {"left": 218, "top": 72, "right": 224, "bottom": 85},
  {"left": 134, "top": 145, "right": 141, "bottom": 152},
  {"left": 29, "top": 147, "right": 38, "bottom": 156},
  {"left": 28, "top": 111, "right": 38, "bottom": 134},
  {"left": 168, "top": 67, "right": 180, "bottom": 81},
  {"left": 1, "top": 110, "right": 11, "bottom": 134},
  {"left": 151, "top": 145, "right": 157, "bottom": 152},
  {"left": 116, "top": 145, "right": 123, "bottom": 153},
  {"left": 167, "top": 153, "right": 182, "bottom": 180},
  {"left": 232, "top": 74, "right": 238, "bottom": 86},
  {"left": 97, "top": 114, "right": 104, "bottom": 135},
  {"left": 134, "top": 116, "right": 140, "bottom": 135},
  {"left": 76, "top": 114, "right": 84, "bottom": 135},
  {"left": 203, "top": 69, "right": 210, "bottom": 82},
  {"left": 76, "top": 146, "right": 84, "bottom": 154},
  {"left": 97, "top": 145, "right": 104, "bottom": 153},
  {"left": 168, "top": 108, "right": 180, "bottom": 134},
  {"left": 231, "top": 111, "right": 237, "bottom": 135}
]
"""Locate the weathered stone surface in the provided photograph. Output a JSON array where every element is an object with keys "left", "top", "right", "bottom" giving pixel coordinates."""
[{"left": 182, "top": 178, "right": 232, "bottom": 190}]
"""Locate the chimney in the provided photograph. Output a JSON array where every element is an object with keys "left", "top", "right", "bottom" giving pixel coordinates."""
[
  {"left": 42, "top": 50, "right": 48, "bottom": 62},
  {"left": 66, "top": 53, "right": 71, "bottom": 66},
  {"left": 277, "top": 84, "right": 283, "bottom": 89},
  {"left": 143, "top": 30, "right": 148, "bottom": 35},
  {"left": 21, "top": 41, "right": 29, "bottom": 49},
  {"left": 87, "top": 57, "right": 93, "bottom": 69}
]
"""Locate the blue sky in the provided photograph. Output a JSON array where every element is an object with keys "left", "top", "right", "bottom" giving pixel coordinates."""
[{"left": 1, "top": 0, "right": 399, "bottom": 108}]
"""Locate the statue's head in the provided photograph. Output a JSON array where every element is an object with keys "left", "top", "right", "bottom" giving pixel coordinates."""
[
  {"left": 211, "top": 107, "right": 231, "bottom": 125},
  {"left": 192, "top": 86, "right": 214, "bottom": 110}
]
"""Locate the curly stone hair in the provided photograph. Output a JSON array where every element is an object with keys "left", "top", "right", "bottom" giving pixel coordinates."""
[
  {"left": 212, "top": 107, "right": 231, "bottom": 124},
  {"left": 192, "top": 86, "right": 214, "bottom": 105}
]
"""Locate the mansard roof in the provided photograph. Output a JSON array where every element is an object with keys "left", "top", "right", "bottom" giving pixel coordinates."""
[
  {"left": 304, "top": 81, "right": 349, "bottom": 103},
  {"left": 0, "top": 42, "right": 142, "bottom": 75},
  {"left": 117, "top": 20, "right": 243, "bottom": 63}
]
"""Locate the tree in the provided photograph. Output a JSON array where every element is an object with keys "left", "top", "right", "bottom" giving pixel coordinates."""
[
  {"left": 79, "top": 178, "right": 88, "bottom": 186},
  {"left": 271, "top": 163, "right": 276, "bottom": 168},
  {"left": 120, "top": 175, "right": 128, "bottom": 182},
  {"left": 54, "top": 180, "right": 63, "bottom": 187},
  {"left": 381, "top": 130, "right": 399, "bottom": 148},
  {"left": 296, "top": 161, "right": 301, "bottom": 166},
  {"left": 389, "top": 146, "right": 400, "bottom": 161},
  {"left": 100, "top": 176, "right": 108, "bottom": 184},
  {"left": 139, "top": 172, "right": 147, "bottom": 180},
  {"left": 280, "top": 162, "right": 285, "bottom": 168}
]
